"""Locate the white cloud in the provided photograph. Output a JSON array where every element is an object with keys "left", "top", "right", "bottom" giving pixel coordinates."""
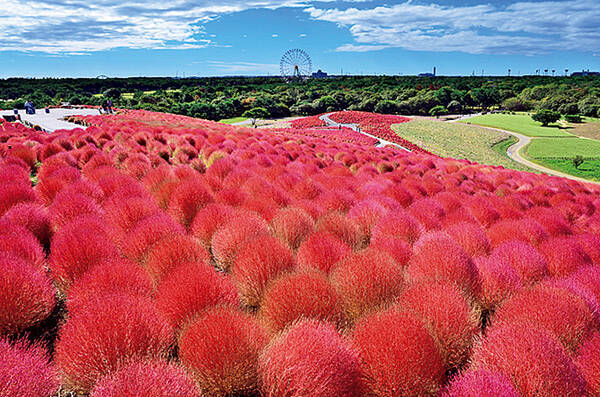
[
  {"left": 202, "top": 60, "right": 280, "bottom": 74},
  {"left": 272, "top": 34, "right": 279, "bottom": 37},
  {"left": 306, "top": 0, "right": 600, "bottom": 55},
  {"left": 0, "top": 0, "right": 313, "bottom": 53},
  {"left": 299, "top": 33, "right": 307, "bottom": 37}
]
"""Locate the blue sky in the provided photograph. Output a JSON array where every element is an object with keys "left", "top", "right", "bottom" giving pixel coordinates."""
[{"left": 0, "top": 0, "right": 598, "bottom": 78}]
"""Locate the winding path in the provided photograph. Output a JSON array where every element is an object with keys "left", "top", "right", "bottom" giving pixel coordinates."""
[
  {"left": 465, "top": 123, "right": 600, "bottom": 186},
  {"left": 319, "top": 113, "right": 410, "bottom": 151},
  {"left": 0, "top": 108, "right": 101, "bottom": 132}
]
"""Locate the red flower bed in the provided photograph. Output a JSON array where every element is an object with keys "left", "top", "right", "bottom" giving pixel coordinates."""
[{"left": 1, "top": 108, "right": 600, "bottom": 394}]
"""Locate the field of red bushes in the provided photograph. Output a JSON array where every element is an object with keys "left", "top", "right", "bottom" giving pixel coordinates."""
[{"left": 1, "top": 109, "right": 600, "bottom": 396}]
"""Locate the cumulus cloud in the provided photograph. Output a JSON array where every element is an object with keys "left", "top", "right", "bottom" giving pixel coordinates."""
[
  {"left": 306, "top": 0, "right": 600, "bottom": 55},
  {"left": 201, "top": 60, "right": 280, "bottom": 74},
  {"left": 0, "top": 0, "right": 310, "bottom": 53}
]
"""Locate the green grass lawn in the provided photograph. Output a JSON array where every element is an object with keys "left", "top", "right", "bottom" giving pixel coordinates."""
[
  {"left": 461, "top": 114, "right": 572, "bottom": 137},
  {"left": 392, "top": 120, "right": 531, "bottom": 171},
  {"left": 218, "top": 117, "right": 249, "bottom": 124},
  {"left": 531, "top": 158, "right": 600, "bottom": 182},
  {"left": 525, "top": 137, "right": 600, "bottom": 158}
]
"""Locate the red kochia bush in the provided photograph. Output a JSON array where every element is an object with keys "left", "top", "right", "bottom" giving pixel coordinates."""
[
  {"left": 49, "top": 215, "right": 120, "bottom": 291},
  {"left": 143, "top": 234, "right": 210, "bottom": 285},
  {"left": 270, "top": 206, "right": 315, "bottom": 250},
  {"left": 473, "top": 257, "right": 523, "bottom": 311},
  {"left": 352, "top": 307, "right": 446, "bottom": 396},
  {"left": 103, "top": 196, "right": 161, "bottom": 234},
  {"left": 0, "top": 183, "right": 37, "bottom": 216},
  {"left": 49, "top": 192, "right": 103, "bottom": 230},
  {"left": 0, "top": 338, "right": 58, "bottom": 397},
  {"left": 442, "top": 370, "right": 520, "bottom": 397},
  {"left": 121, "top": 214, "right": 184, "bottom": 263},
  {"left": 231, "top": 235, "right": 295, "bottom": 308},
  {"left": 369, "top": 235, "right": 413, "bottom": 268},
  {"left": 167, "top": 177, "right": 214, "bottom": 229},
  {"left": 296, "top": 231, "right": 351, "bottom": 274},
  {"left": 398, "top": 282, "right": 480, "bottom": 370},
  {"left": 0, "top": 221, "right": 46, "bottom": 269},
  {"left": 259, "top": 270, "right": 345, "bottom": 333},
  {"left": 179, "top": 307, "right": 268, "bottom": 396},
  {"left": 66, "top": 258, "right": 153, "bottom": 315},
  {"left": 407, "top": 232, "right": 479, "bottom": 295},
  {"left": 190, "top": 203, "right": 235, "bottom": 249},
  {"left": 54, "top": 294, "right": 173, "bottom": 394},
  {"left": 259, "top": 320, "right": 362, "bottom": 397},
  {"left": 371, "top": 211, "right": 423, "bottom": 245},
  {"left": 576, "top": 332, "right": 600, "bottom": 396},
  {"left": 155, "top": 263, "right": 239, "bottom": 330},
  {"left": 444, "top": 222, "right": 491, "bottom": 257},
  {"left": 486, "top": 218, "right": 549, "bottom": 248},
  {"left": 211, "top": 212, "right": 270, "bottom": 271},
  {"left": 489, "top": 241, "right": 549, "bottom": 285},
  {"left": 330, "top": 249, "right": 405, "bottom": 323},
  {"left": 2, "top": 203, "right": 52, "bottom": 246},
  {"left": 492, "top": 284, "right": 598, "bottom": 352},
  {"left": 0, "top": 254, "right": 55, "bottom": 335},
  {"left": 538, "top": 236, "right": 592, "bottom": 277},
  {"left": 316, "top": 212, "right": 363, "bottom": 250},
  {"left": 90, "top": 360, "right": 199, "bottom": 397},
  {"left": 470, "top": 323, "right": 586, "bottom": 397}
]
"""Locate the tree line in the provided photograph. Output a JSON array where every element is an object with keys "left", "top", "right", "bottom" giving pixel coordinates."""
[{"left": 1, "top": 75, "right": 599, "bottom": 120}]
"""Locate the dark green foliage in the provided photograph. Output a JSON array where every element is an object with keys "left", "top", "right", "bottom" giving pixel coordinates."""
[
  {"left": 573, "top": 155, "right": 584, "bottom": 169},
  {"left": 532, "top": 109, "right": 561, "bottom": 126}
]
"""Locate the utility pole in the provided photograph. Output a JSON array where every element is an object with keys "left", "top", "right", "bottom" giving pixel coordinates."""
[{"left": 508, "top": 69, "right": 511, "bottom": 76}]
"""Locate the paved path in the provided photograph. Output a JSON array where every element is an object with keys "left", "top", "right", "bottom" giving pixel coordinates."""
[
  {"left": 319, "top": 113, "right": 410, "bottom": 151},
  {"left": 470, "top": 124, "right": 600, "bottom": 186},
  {"left": 0, "top": 108, "right": 100, "bottom": 132}
]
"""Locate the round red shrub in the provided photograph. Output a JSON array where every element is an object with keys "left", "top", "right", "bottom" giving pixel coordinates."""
[
  {"left": 464, "top": 197, "right": 500, "bottom": 228},
  {"left": 330, "top": 249, "right": 405, "bottom": 323},
  {"left": 190, "top": 203, "right": 235, "bottom": 249},
  {"left": 49, "top": 192, "right": 103, "bottom": 230},
  {"left": 54, "top": 294, "right": 173, "bottom": 394},
  {"left": 211, "top": 212, "right": 270, "bottom": 271},
  {"left": 179, "top": 306, "right": 268, "bottom": 396},
  {"left": 576, "top": 332, "right": 600, "bottom": 396},
  {"left": 0, "top": 253, "right": 55, "bottom": 335},
  {"left": 296, "top": 231, "right": 351, "bottom": 274},
  {"left": 155, "top": 263, "right": 239, "bottom": 330},
  {"left": 442, "top": 370, "right": 520, "bottom": 397},
  {"left": 259, "top": 270, "right": 345, "bottom": 333},
  {"left": 473, "top": 256, "right": 523, "bottom": 311},
  {"left": 0, "top": 164, "right": 31, "bottom": 188},
  {"left": 316, "top": 212, "right": 363, "bottom": 250},
  {"left": 270, "top": 206, "right": 315, "bottom": 250},
  {"left": 49, "top": 215, "right": 120, "bottom": 290},
  {"left": 408, "top": 198, "right": 446, "bottom": 230},
  {"left": 348, "top": 200, "right": 388, "bottom": 245},
  {"left": 398, "top": 282, "right": 480, "bottom": 370},
  {"left": 2, "top": 203, "right": 52, "bottom": 246},
  {"left": 260, "top": 320, "right": 362, "bottom": 397},
  {"left": 538, "top": 236, "right": 592, "bottom": 277},
  {"left": 0, "top": 220, "right": 46, "bottom": 269},
  {"left": 167, "top": 177, "right": 214, "bottom": 229},
  {"left": 407, "top": 232, "right": 479, "bottom": 295},
  {"left": 444, "top": 222, "right": 491, "bottom": 257},
  {"left": 492, "top": 284, "right": 598, "bottom": 352},
  {"left": 90, "top": 359, "right": 199, "bottom": 397},
  {"left": 487, "top": 218, "right": 549, "bottom": 248},
  {"left": 0, "top": 338, "right": 58, "bottom": 397},
  {"left": 370, "top": 211, "right": 423, "bottom": 245},
  {"left": 352, "top": 307, "right": 446, "bottom": 396},
  {"left": 144, "top": 234, "right": 210, "bottom": 285},
  {"left": 576, "top": 233, "right": 600, "bottom": 265},
  {"left": 470, "top": 323, "right": 586, "bottom": 397},
  {"left": 66, "top": 258, "right": 153, "bottom": 315},
  {"left": 231, "top": 235, "right": 295, "bottom": 308},
  {"left": 529, "top": 206, "right": 572, "bottom": 236},
  {"left": 103, "top": 196, "right": 161, "bottom": 234},
  {"left": 121, "top": 214, "right": 184, "bottom": 263},
  {"left": 489, "top": 241, "right": 549, "bottom": 285},
  {"left": 0, "top": 184, "right": 37, "bottom": 216}
]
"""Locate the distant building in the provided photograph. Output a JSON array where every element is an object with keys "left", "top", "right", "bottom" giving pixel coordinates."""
[
  {"left": 418, "top": 67, "right": 436, "bottom": 77},
  {"left": 312, "top": 69, "right": 328, "bottom": 78},
  {"left": 571, "top": 70, "right": 600, "bottom": 77}
]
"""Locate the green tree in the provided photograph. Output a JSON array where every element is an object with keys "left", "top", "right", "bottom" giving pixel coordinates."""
[
  {"left": 573, "top": 155, "right": 584, "bottom": 169},
  {"left": 103, "top": 88, "right": 121, "bottom": 100},
  {"left": 374, "top": 100, "right": 398, "bottom": 114},
  {"left": 429, "top": 105, "right": 448, "bottom": 118},
  {"left": 243, "top": 107, "right": 270, "bottom": 125},
  {"left": 532, "top": 109, "right": 561, "bottom": 126},
  {"left": 471, "top": 87, "right": 501, "bottom": 109}
]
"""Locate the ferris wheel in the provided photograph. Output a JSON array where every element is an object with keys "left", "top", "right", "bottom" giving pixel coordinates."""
[{"left": 280, "top": 49, "right": 312, "bottom": 80}]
